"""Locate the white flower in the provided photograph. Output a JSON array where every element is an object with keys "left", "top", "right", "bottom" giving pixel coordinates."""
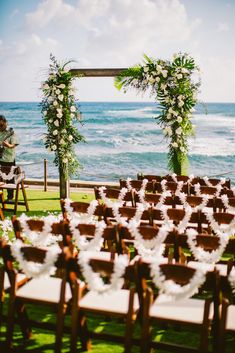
[
  {"left": 176, "top": 73, "right": 183, "bottom": 80},
  {"left": 68, "top": 135, "right": 73, "bottom": 141},
  {"left": 171, "top": 142, "right": 178, "bottom": 148},
  {"left": 177, "top": 116, "right": 183, "bottom": 123},
  {"left": 176, "top": 127, "right": 182, "bottom": 135},
  {"left": 57, "top": 113, "right": 63, "bottom": 118},
  {"left": 155, "top": 77, "right": 160, "bottom": 83},
  {"left": 56, "top": 108, "right": 62, "bottom": 113},
  {"left": 161, "top": 83, "right": 167, "bottom": 90},
  {"left": 49, "top": 119, "right": 53, "bottom": 123},
  {"left": 51, "top": 145, "right": 57, "bottom": 151},
  {"left": 63, "top": 158, "right": 68, "bottom": 163},
  {"left": 58, "top": 94, "right": 64, "bottom": 102},
  {"left": 168, "top": 108, "right": 174, "bottom": 114},
  {"left": 148, "top": 76, "right": 155, "bottom": 84},
  {"left": 163, "top": 127, "right": 172, "bottom": 136},
  {"left": 143, "top": 66, "right": 149, "bottom": 72},
  {"left": 43, "top": 83, "right": 50, "bottom": 90},
  {"left": 47, "top": 147, "right": 52, "bottom": 152},
  {"left": 54, "top": 120, "right": 59, "bottom": 127},
  {"left": 58, "top": 84, "right": 65, "bottom": 89},
  {"left": 132, "top": 79, "right": 138, "bottom": 85},
  {"left": 53, "top": 100, "right": 58, "bottom": 106},
  {"left": 70, "top": 106, "right": 76, "bottom": 112},
  {"left": 156, "top": 64, "right": 162, "bottom": 72},
  {"left": 178, "top": 100, "right": 184, "bottom": 107},
  {"left": 48, "top": 97, "right": 53, "bottom": 103},
  {"left": 56, "top": 89, "right": 61, "bottom": 95},
  {"left": 60, "top": 139, "right": 65, "bottom": 145},
  {"left": 181, "top": 68, "right": 188, "bottom": 74},
  {"left": 70, "top": 113, "right": 75, "bottom": 118},
  {"left": 43, "top": 111, "right": 47, "bottom": 116},
  {"left": 166, "top": 114, "right": 171, "bottom": 120},
  {"left": 180, "top": 146, "right": 185, "bottom": 153},
  {"left": 162, "top": 70, "right": 168, "bottom": 78},
  {"left": 52, "top": 130, "right": 58, "bottom": 136}
]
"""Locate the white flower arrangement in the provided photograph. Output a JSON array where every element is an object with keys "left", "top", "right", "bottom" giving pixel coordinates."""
[
  {"left": 78, "top": 251, "right": 129, "bottom": 294},
  {"left": 115, "top": 53, "right": 200, "bottom": 175},
  {"left": 69, "top": 220, "right": 106, "bottom": 251},
  {"left": 64, "top": 198, "right": 99, "bottom": 222},
  {"left": 41, "top": 55, "right": 85, "bottom": 179}
]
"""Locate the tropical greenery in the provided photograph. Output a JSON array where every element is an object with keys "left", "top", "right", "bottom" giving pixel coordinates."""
[
  {"left": 41, "top": 55, "right": 85, "bottom": 180},
  {"left": 115, "top": 53, "right": 200, "bottom": 175}
]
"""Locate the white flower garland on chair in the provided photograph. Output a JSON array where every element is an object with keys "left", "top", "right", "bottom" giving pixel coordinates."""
[
  {"left": 64, "top": 198, "right": 99, "bottom": 222},
  {"left": 18, "top": 214, "right": 62, "bottom": 247},
  {"left": 0, "top": 219, "right": 13, "bottom": 241},
  {"left": 150, "top": 260, "right": 206, "bottom": 301},
  {"left": 220, "top": 195, "right": 235, "bottom": 214},
  {"left": 194, "top": 183, "right": 222, "bottom": 198},
  {"left": 186, "top": 228, "right": 229, "bottom": 264},
  {"left": 160, "top": 205, "right": 193, "bottom": 234},
  {"left": 203, "top": 210, "right": 235, "bottom": 236},
  {"left": 127, "top": 220, "right": 169, "bottom": 259},
  {"left": 203, "top": 176, "right": 226, "bottom": 188},
  {"left": 98, "top": 186, "right": 128, "bottom": 207},
  {"left": 0, "top": 166, "right": 17, "bottom": 181},
  {"left": 126, "top": 177, "right": 148, "bottom": 193},
  {"left": 111, "top": 202, "right": 147, "bottom": 226},
  {"left": 78, "top": 251, "right": 129, "bottom": 294},
  {"left": 177, "top": 192, "right": 209, "bottom": 211},
  {"left": 161, "top": 179, "right": 184, "bottom": 195},
  {"left": 11, "top": 239, "right": 61, "bottom": 278},
  {"left": 69, "top": 220, "right": 106, "bottom": 251}
]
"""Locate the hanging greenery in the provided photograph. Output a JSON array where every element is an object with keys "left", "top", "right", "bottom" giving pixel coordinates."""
[
  {"left": 41, "top": 55, "right": 85, "bottom": 180},
  {"left": 115, "top": 53, "right": 200, "bottom": 175}
]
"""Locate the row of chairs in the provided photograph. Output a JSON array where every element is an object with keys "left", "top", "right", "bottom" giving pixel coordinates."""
[
  {"left": 120, "top": 179, "right": 234, "bottom": 197},
  {"left": 94, "top": 186, "right": 235, "bottom": 211},
  {"left": 0, "top": 233, "right": 234, "bottom": 353}
]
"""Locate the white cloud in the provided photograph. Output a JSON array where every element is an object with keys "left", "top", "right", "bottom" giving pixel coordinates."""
[{"left": 217, "top": 22, "right": 229, "bottom": 32}]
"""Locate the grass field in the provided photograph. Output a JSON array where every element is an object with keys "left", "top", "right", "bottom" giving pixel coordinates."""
[{"left": 0, "top": 188, "right": 234, "bottom": 352}]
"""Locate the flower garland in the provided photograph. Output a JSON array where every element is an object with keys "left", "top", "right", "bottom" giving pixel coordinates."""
[
  {"left": 115, "top": 53, "right": 200, "bottom": 175},
  {"left": 220, "top": 195, "right": 235, "bottom": 214},
  {"left": 127, "top": 220, "right": 169, "bottom": 259},
  {"left": 203, "top": 211, "right": 235, "bottom": 236},
  {"left": 186, "top": 228, "right": 229, "bottom": 264},
  {"left": 161, "top": 179, "right": 184, "bottom": 195},
  {"left": 177, "top": 192, "right": 209, "bottom": 211},
  {"left": 111, "top": 202, "right": 147, "bottom": 226},
  {"left": 69, "top": 220, "right": 106, "bottom": 251},
  {"left": 126, "top": 177, "right": 148, "bottom": 193},
  {"left": 150, "top": 260, "right": 206, "bottom": 301},
  {"left": 41, "top": 55, "right": 85, "bottom": 180},
  {"left": 11, "top": 239, "right": 61, "bottom": 278},
  {"left": 98, "top": 186, "right": 128, "bottom": 207},
  {"left": 160, "top": 205, "right": 193, "bottom": 234},
  {"left": 228, "top": 267, "right": 235, "bottom": 293},
  {"left": 0, "top": 219, "right": 13, "bottom": 241},
  {"left": 194, "top": 183, "right": 223, "bottom": 198},
  {"left": 0, "top": 166, "right": 17, "bottom": 181},
  {"left": 78, "top": 251, "right": 128, "bottom": 294},
  {"left": 203, "top": 176, "right": 226, "bottom": 188},
  {"left": 64, "top": 198, "right": 99, "bottom": 222},
  {"left": 18, "top": 214, "right": 62, "bottom": 247}
]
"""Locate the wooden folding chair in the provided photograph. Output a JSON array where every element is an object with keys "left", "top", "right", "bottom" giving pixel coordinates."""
[
  {"left": 68, "top": 256, "right": 139, "bottom": 353},
  {"left": 120, "top": 179, "right": 155, "bottom": 193},
  {"left": 104, "top": 205, "right": 151, "bottom": 226},
  {"left": 0, "top": 165, "right": 29, "bottom": 214},
  {"left": 94, "top": 186, "right": 134, "bottom": 206},
  {"left": 138, "top": 261, "right": 220, "bottom": 353},
  {"left": 133, "top": 192, "right": 175, "bottom": 208},
  {"left": 154, "top": 181, "right": 189, "bottom": 194},
  {"left": 219, "top": 268, "right": 235, "bottom": 352},
  {"left": 190, "top": 177, "right": 230, "bottom": 189},
  {"left": 3, "top": 243, "right": 74, "bottom": 353},
  {"left": 61, "top": 199, "right": 104, "bottom": 221}
]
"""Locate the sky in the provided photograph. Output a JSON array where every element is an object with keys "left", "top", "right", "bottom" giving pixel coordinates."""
[{"left": 0, "top": 0, "right": 235, "bottom": 102}]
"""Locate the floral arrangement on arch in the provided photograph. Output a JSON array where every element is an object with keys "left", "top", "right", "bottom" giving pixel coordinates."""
[
  {"left": 115, "top": 53, "right": 200, "bottom": 175},
  {"left": 41, "top": 55, "right": 85, "bottom": 179}
]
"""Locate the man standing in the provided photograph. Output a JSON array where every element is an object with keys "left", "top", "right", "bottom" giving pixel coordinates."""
[{"left": 0, "top": 114, "right": 18, "bottom": 201}]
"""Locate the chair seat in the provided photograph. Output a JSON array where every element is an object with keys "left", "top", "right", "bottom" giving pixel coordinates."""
[
  {"left": 85, "top": 251, "right": 115, "bottom": 261},
  {"left": 150, "top": 298, "right": 213, "bottom": 324},
  {"left": 188, "top": 261, "right": 228, "bottom": 276},
  {"left": 4, "top": 273, "right": 27, "bottom": 290},
  {"left": 16, "top": 276, "right": 72, "bottom": 303},
  {"left": 79, "top": 289, "right": 139, "bottom": 315},
  {"left": 0, "top": 183, "right": 28, "bottom": 190},
  {"left": 226, "top": 305, "right": 235, "bottom": 331}
]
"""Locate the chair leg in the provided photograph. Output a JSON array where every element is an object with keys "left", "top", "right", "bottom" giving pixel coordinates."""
[
  {"left": 6, "top": 293, "right": 16, "bottom": 349},
  {"left": 21, "top": 183, "right": 29, "bottom": 211},
  {"left": 78, "top": 311, "right": 91, "bottom": 351},
  {"left": 13, "top": 186, "right": 19, "bottom": 215}
]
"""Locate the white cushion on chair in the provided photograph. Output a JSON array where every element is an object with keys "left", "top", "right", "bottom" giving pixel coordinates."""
[
  {"left": 16, "top": 277, "right": 72, "bottom": 303},
  {"left": 226, "top": 305, "right": 235, "bottom": 331},
  {"left": 150, "top": 298, "right": 212, "bottom": 324},
  {"left": 79, "top": 289, "right": 139, "bottom": 315}
]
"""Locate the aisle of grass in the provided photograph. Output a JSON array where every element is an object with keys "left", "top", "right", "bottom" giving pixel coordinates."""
[{"left": 0, "top": 188, "right": 235, "bottom": 352}]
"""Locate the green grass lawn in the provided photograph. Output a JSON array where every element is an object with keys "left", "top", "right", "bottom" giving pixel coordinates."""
[{"left": 0, "top": 188, "right": 235, "bottom": 352}]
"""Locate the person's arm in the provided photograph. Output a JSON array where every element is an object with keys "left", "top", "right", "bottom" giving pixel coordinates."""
[{"left": 3, "top": 141, "right": 16, "bottom": 148}]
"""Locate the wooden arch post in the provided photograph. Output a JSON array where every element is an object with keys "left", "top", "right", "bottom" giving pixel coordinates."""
[{"left": 59, "top": 68, "right": 127, "bottom": 198}]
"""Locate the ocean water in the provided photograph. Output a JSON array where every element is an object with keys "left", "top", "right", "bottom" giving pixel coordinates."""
[{"left": 0, "top": 101, "right": 235, "bottom": 185}]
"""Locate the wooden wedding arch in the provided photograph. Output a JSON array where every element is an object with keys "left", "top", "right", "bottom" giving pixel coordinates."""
[{"left": 60, "top": 68, "right": 128, "bottom": 198}]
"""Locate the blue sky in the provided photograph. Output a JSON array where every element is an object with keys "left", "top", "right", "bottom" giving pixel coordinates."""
[{"left": 0, "top": 0, "right": 234, "bottom": 102}]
